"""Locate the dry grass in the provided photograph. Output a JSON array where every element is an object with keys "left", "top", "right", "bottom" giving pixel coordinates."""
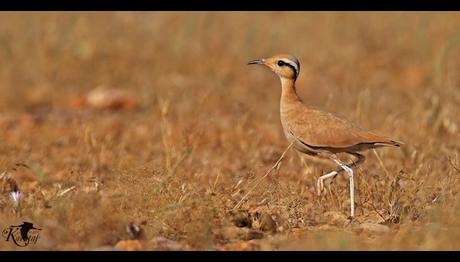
[{"left": 0, "top": 11, "right": 460, "bottom": 250}]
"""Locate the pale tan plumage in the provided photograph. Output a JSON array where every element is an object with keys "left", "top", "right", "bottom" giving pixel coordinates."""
[
  {"left": 248, "top": 54, "right": 402, "bottom": 218},
  {"left": 281, "top": 90, "right": 400, "bottom": 154}
]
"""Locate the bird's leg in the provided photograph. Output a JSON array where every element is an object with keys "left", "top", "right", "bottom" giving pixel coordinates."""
[
  {"left": 316, "top": 170, "right": 339, "bottom": 196},
  {"left": 316, "top": 153, "right": 347, "bottom": 195},
  {"left": 317, "top": 153, "right": 364, "bottom": 217},
  {"left": 333, "top": 158, "right": 355, "bottom": 218},
  {"left": 328, "top": 153, "right": 365, "bottom": 181},
  {"left": 316, "top": 153, "right": 365, "bottom": 197}
]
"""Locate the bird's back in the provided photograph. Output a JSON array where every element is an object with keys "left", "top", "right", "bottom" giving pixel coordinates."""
[{"left": 281, "top": 100, "right": 401, "bottom": 153}]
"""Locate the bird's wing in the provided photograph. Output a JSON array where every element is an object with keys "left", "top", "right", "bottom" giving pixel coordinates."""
[{"left": 286, "top": 107, "right": 397, "bottom": 149}]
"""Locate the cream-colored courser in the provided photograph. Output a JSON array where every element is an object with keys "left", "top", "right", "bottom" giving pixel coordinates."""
[{"left": 248, "top": 54, "right": 402, "bottom": 218}]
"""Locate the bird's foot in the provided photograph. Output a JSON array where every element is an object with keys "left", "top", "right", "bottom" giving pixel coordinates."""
[{"left": 316, "top": 170, "right": 338, "bottom": 196}]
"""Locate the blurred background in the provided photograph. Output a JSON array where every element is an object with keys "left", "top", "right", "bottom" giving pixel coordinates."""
[{"left": 0, "top": 12, "right": 459, "bottom": 250}]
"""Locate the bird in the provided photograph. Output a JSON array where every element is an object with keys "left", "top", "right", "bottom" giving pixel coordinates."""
[{"left": 247, "top": 54, "right": 402, "bottom": 218}]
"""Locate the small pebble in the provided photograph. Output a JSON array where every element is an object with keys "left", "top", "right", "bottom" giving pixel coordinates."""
[
  {"left": 151, "top": 236, "right": 183, "bottom": 250},
  {"left": 115, "top": 240, "right": 143, "bottom": 251}
]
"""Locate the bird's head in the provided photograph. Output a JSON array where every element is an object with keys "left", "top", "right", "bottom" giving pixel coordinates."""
[{"left": 248, "top": 54, "right": 300, "bottom": 80}]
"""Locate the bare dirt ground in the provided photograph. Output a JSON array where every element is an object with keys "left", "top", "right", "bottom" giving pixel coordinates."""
[{"left": 0, "top": 12, "right": 460, "bottom": 250}]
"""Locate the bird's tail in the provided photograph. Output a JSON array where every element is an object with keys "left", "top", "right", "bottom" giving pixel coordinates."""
[
  {"left": 364, "top": 131, "right": 404, "bottom": 148},
  {"left": 374, "top": 138, "right": 404, "bottom": 148}
]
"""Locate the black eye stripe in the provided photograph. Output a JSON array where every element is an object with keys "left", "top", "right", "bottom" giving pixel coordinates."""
[
  {"left": 277, "top": 60, "right": 299, "bottom": 78},
  {"left": 285, "top": 63, "right": 297, "bottom": 75}
]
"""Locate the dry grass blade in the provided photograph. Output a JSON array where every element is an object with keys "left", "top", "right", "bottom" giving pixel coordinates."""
[
  {"left": 57, "top": 186, "right": 77, "bottom": 197},
  {"left": 447, "top": 156, "right": 460, "bottom": 174},
  {"left": 232, "top": 141, "right": 295, "bottom": 210},
  {"left": 157, "top": 145, "right": 193, "bottom": 194},
  {"left": 373, "top": 149, "right": 390, "bottom": 177}
]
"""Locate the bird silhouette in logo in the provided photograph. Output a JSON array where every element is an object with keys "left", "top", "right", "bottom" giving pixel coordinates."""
[{"left": 16, "top": 222, "right": 41, "bottom": 242}]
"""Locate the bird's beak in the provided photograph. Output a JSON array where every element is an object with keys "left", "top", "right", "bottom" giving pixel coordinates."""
[{"left": 247, "top": 59, "right": 265, "bottom": 65}]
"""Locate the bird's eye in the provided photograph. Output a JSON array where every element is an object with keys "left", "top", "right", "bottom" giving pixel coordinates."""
[{"left": 277, "top": 60, "right": 285, "bottom": 66}]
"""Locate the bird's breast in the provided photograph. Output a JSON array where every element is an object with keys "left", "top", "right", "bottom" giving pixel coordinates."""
[{"left": 279, "top": 104, "right": 296, "bottom": 142}]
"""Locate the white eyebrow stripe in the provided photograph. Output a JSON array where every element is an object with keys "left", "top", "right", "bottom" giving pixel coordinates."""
[{"left": 282, "top": 60, "right": 299, "bottom": 77}]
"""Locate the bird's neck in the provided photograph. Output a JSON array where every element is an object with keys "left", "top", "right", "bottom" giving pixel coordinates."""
[{"left": 280, "top": 77, "right": 301, "bottom": 104}]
